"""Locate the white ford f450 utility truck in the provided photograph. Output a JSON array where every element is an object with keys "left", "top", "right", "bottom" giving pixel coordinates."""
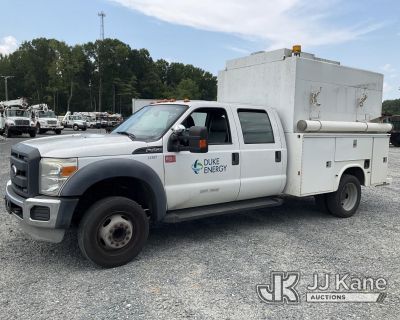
[{"left": 4, "top": 48, "right": 392, "bottom": 267}]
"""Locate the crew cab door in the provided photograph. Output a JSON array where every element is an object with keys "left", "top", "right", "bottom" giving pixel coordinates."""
[
  {"left": 163, "top": 106, "right": 240, "bottom": 210},
  {"left": 232, "top": 107, "right": 285, "bottom": 200}
]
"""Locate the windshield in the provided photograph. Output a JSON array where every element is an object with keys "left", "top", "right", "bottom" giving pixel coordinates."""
[
  {"left": 38, "top": 111, "right": 56, "bottom": 118},
  {"left": 72, "top": 115, "right": 83, "bottom": 120},
  {"left": 6, "top": 109, "right": 29, "bottom": 117},
  {"left": 113, "top": 104, "right": 187, "bottom": 141}
]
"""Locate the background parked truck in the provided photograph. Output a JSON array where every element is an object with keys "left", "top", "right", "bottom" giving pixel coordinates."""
[
  {"left": 31, "top": 104, "right": 64, "bottom": 135},
  {"left": 0, "top": 98, "right": 36, "bottom": 137}
]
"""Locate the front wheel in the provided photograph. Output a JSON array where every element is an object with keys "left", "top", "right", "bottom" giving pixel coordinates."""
[
  {"left": 55, "top": 129, "right": 62, "bottom": 135},
  {"left": 4, "top": 126, "right": 11, "bottom": 138},
  {"left": 29, "top": 130, "right": 36, "bottom": 138},
  {"left": 325, "top": 174, "right": 361, "bottom": 218},
  {"left": 81, "top": 127, "right": 87, "bottom": 131},
  {"left": 78, "top": 197, "right": 149, "bottom": 268},
  {"left": 73, "top": 124, "right": 79, "bottom": 131}
]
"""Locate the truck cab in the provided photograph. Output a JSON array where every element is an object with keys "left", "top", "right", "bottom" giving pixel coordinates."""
[{"left": 0, "top": 99, "right": 36, "bottom": 137}]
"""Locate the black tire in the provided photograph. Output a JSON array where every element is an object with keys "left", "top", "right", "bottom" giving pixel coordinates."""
[
  {"left": 82, "top": 127, "right": 87, "bottom": 131},
  {"left": 5, "top": 126, "right": 11, "bottom": 138},
  {"left": 325, "top": 174, "right": 361, "bottom": 218},
  {"left": 314, "top": 194, "right": 329, "bottom": 212},
  {"left": 78, "top": 197, "right": 149, "bottom": 268},
  {"left": 390, "top": 134, "right": 400, "bottom": 147},
  {"left": 55, "top": 129, "right": 62, "bottom": 135},
  {"left": 29, "top": 130, "right": 36, "bottom": 138},
  {"left": 73, "top": 124, "right": 79, "bottom": 131}
]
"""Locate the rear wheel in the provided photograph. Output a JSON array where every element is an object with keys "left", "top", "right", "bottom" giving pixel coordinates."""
[
  {"left": 73, "top": 124, "right": 79, "bottom": 131},
  {"left": 390, "top": 134, "right": 400, "bottom": 147},
  {"left": 78, "top": 197, "right": 149, "bottom": 268},
  {"left": 325, "top": 174, "right": 361, "bottom": 218},
  {"left": 82, "top": 127, "right": 87, "bottom": 131}
]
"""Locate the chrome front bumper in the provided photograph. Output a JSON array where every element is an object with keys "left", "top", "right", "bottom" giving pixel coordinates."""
[{"left": 4, "top": 180, "right": 75, "bottom": 243}]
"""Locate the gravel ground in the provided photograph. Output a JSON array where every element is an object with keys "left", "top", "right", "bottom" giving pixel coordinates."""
[{"left": 0, "top": 130, "right": 399, "bottom": 319}]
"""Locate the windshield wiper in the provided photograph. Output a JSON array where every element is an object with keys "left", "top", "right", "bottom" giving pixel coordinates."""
[{"left": 117, "top": 131, "right": 136, "bottom": 140}]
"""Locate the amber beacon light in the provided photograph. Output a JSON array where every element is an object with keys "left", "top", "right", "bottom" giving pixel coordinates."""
[{"left": 292, "top": 45, "right": 301, "bottom": 56}]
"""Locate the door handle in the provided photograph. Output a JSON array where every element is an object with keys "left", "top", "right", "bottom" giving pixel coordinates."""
[
  {"left": 275, "top": 151, "right": 281, "bottom": 163},
  {"left": 232, "top": 152, "right": 239, "bottom": 165}
]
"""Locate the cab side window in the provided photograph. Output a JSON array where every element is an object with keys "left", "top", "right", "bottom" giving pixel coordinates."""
[
  {"left": 182, "top": 108, "right": 231, "bottom": 145},
  {"left": 237, "top": 109, "right": 275, "bottom": 144}
]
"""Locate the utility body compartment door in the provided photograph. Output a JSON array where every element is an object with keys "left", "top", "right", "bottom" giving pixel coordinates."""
[
  {"left": 301, "top": 137, "right": 335, "bottom": 195},
  {"left": 371, "top": 136, "right": 390, "bottom": 185}
]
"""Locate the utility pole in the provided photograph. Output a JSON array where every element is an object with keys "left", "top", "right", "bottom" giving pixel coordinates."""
[
  {"left": 1, "top": 75, "right": 14, "bottom": 101},
  {"left": 98, "top": 11, "right": 106, "bottom": 113}
]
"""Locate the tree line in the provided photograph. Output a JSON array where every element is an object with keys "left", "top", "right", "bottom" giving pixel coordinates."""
[
  {"left": 382, "top": 99, "right": 400, "bottom": 116},
  {"left": 0, "top": 38, "right": 217, "bottom": 116}
]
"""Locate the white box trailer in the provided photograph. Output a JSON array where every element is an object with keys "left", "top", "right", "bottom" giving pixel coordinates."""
[{"left": 218, "top": 48, "right": 391, "bottom": 197}]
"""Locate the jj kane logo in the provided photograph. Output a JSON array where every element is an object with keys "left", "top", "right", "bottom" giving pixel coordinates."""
[
  {"left": 257, "top": 271, "right": 388, "bottom": 304},
  {"left": 191, "top": 158, "right": 227, "bottom": 175},
  {"left": 257, "top": 272, "right": 300, "bottom": 304}
]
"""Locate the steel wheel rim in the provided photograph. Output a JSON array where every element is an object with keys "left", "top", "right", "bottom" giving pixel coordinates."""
[
  {"left": 98, "top": 214, "right": 133, "bottom": 250},
  {"left": 340, "top": 183, "right": 358, "bottom": 211}
]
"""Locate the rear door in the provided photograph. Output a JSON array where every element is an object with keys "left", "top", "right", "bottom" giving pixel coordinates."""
[{"left": 232, "top": 107, "right": 285, "bottom": 200}]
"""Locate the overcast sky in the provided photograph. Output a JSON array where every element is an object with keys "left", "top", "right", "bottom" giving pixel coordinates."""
[{"left": 0, "top": 0, "right": 399, "bottom": 99}]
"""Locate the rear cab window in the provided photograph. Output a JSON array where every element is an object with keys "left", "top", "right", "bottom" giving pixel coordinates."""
[{"left": 237, "top": 109, "right": 275, "bottom": 144}]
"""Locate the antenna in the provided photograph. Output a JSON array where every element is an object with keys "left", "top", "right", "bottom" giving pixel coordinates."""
[
  {"left": 0, "top": 75, "right": 14, "bottom": 101},
  {"left": 98, "top": 11, "right": 106, "bottom": 40}
]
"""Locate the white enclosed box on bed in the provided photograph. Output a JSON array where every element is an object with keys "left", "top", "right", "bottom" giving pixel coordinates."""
[
  {"left": 218, "top": 48, "right": 384, "bottom": 133},
  {"left": 218, "top": 48, "right": 390, "bottom": 196}
]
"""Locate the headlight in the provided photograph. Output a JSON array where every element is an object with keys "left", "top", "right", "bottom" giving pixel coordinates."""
[
  {"left": 6, "top": 120, "right": 15, "bottom": 126},
  {"left": 39, "top": 158, "right": 78, "bottom": 195}
]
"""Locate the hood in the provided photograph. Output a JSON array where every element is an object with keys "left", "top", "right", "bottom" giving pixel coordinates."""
[
  {"left": 38, "top": 117, "right": 58, "bottom": 122},
  {"left": 22, "top": 133, "right": 148, "bottom": 158}
]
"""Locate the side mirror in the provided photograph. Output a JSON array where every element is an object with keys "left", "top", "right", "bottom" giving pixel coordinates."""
[{"left": 189, "top": 126, "right": 208, "bottom": 153}]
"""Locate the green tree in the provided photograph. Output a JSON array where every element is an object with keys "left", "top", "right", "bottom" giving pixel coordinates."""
[{"left": 175, "top": 79, "right": 201, "bottom": 100}]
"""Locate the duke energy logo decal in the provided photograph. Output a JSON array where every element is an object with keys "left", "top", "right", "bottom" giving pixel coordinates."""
[
  {"left": 191, "top": 160, "right": 204, "bottom": 174},
  {"left": 191, "top": 158, "right": 227, "bottom": 174}
]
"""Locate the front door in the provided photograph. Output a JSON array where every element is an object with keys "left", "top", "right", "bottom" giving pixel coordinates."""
[{"left": 163, "top": 106, "right": 240, "bottom": 210}]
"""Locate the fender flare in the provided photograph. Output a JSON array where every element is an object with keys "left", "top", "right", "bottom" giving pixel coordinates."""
[
  {"left": 334, "top": 164, "right": 367, "bottom": 190},
  {"left": 60, "top": 158, "right": 167, "bottom": 222}
]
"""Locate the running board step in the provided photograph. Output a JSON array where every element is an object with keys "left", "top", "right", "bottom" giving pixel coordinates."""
[{"left": 163, "top": 197, "right": 283, "bottom": 223}]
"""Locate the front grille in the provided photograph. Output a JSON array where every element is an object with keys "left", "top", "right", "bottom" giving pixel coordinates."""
[
  {"left": 47, "top": 120, "right": 57, "bottom": 125},
  {"left": 10, "top": 144, "right": 40, "bottom": 198},
  {"left": 15, "top": 119, "right": 30, "bottom": 126}
]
